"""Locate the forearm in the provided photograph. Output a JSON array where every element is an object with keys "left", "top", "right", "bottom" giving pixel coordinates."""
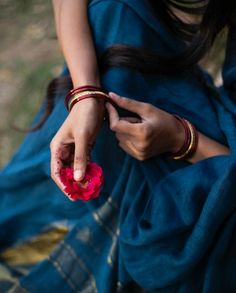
[
  {"left": 52, "top": 0, "right": 100, "bottom": 87},
  {"left": 187, "top": 132, "right": 230, "bottom": 163},
  {"left": 172, "top": 117, "right": 230, "bottom": 164}
]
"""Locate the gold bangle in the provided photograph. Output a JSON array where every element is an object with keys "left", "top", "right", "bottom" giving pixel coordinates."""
[
  {"left": 68, "top": 94, "right": 81, "bottom": 111},
  {"left": 68, "top": 90, "right": 110, "bottom": 111},
  {"left": 172, "top": 120, "right": 196, "bottom": 160}
]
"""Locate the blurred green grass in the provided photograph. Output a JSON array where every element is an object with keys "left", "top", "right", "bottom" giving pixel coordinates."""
[{"left": 0, "top": 0, "right": 62, "bottom": 168}]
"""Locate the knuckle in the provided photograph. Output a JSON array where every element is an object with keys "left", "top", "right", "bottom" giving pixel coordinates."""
[
  {"left": 139, "top": 124, "right": 151, "bottom": 138},
  {"left": 133, "top": 146, "right": 149, "bottom": 161},
  {"left": 76, "top": 129, "right": 90, "bottom": 139},
  {"left": 120, "top": 96, "right": 131, "bottom": 106},
  {"left": 123, "top": 97, "right": 131, "bottom": 105},
  {"left": 110, "top": 121, "right": 117, "bottom": 131},
  {"left": 50, "top": 139, "right": 56, "bottom": 150},
  {"left": 142, "top": 103, "right": 152, "bottom": 112},
  {"left": 136, "top": 141, "right": 148, "bottom": 153},
  {"left": 115, "top": 133, "right": 121, "bottom": 141},
  {"left": 74, "top": 155, "right": 85, "bottom": 164},
  {"left": 119, "top": 95, "right": 126, "bottom": 102},
  {"left": 137, "top": 154, "right": 146, "bottom": 161}
]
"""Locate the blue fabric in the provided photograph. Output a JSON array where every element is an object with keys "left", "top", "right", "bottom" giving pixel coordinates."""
[{"left": 1, "top": 0, "right": 236, "bottom": 292}]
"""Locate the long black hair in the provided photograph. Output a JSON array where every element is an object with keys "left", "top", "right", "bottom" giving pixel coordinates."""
[{"left": 28, "top": 0, "right": 235, "bottom": 131}]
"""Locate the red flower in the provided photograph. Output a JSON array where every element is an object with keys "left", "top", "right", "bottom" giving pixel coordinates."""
[{"left": 59, "top": 162, "right": 104, "bottom": 202}]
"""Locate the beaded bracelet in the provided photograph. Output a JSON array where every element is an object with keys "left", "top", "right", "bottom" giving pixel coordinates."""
[{"left": 169, "top": 115, "right": 199, "bottom": 160}]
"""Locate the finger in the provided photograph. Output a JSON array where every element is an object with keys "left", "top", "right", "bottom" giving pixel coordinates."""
[
  {"left": 105, "top": 102, "right": 119, "bottom": 124},
  {"left": 50, "top": 142, "right": 69, "bottom": 196},
  {"left": 115, "top": 132, "right": 135, "bottom": 145},
  {"left": 60, "top": 144, "right": 74, "bottom": 165},
  {"left": 115, "top": 133, "right": 147, "bottom": 161},
  {"left": 106, "top": 103, "right": 138, "bottom": 135},
  {"left": 119, "top": 141, "right": 146, "bottom": 161},
  {"left": 120, "top": 117, "right": 142, "bottom": 123},
  {"left": 73, "top": 138, "right": 88, "bottom": 181},
  {"left": 115, "top": 132, "right": 140, "bottom": 154},
  {"left": 118, "top": 141, "right": 141, "bottom": 160},
  {"left": 109, "top": 92, "right": 148, "bottom": 116}
]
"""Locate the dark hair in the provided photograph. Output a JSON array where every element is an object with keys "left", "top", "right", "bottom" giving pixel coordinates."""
[{"left": 27, "top": 0, "right": 235, "bottom": 131}]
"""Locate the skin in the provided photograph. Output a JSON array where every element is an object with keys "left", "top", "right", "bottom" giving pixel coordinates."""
[
  {"left": 50, "top": 0, "right": 230, "bottom": 196},
  {"left": 106, "top": 93, "right": 230, "bottom": 163},
  {"left": 50, "top": 0, "right": 104, "bottom": 196}
]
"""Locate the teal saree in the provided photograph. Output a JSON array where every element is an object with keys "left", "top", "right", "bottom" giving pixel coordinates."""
[{"left": 0, "top": 0, "right": 236, "bottom": 292}]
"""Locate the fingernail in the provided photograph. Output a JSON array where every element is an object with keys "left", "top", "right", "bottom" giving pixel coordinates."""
[
  {"left": 74, "top": 170, "right": 83, "bottom": 181},
  {"left": 109, "top": 92, "right": 117, "bottom": 98}
]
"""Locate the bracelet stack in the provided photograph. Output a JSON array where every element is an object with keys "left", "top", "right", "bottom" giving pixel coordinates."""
[
  {"left": 65, "top": 85, "right": 111, "bottom": 112},
  {"left": 169, "top": 115, "right": 199, "bottom": 160}
]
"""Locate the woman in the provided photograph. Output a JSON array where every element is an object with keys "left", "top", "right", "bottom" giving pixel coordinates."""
[{"left": 0, "top": 0, "right": 236, "bottom": 292}]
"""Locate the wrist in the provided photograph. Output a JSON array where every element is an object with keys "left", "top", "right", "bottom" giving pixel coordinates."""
[
  {"left": 70, "top": 97, "right": 106, "bottom": 116},
  {"left": 168, "top": 115, "right": 199, "bottom": 160},
  {"left": 168, "top": 115, "right": 186, "bottom": 154},
  {"left": 65, "top": 85, "right": 110, "bottom": 112},
  {"left": 72, "top": 75, "right": 101, "bottom": 88}
]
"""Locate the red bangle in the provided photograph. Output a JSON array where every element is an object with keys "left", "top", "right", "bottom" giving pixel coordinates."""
[
  {"left": 171, "top": 115, "right": 191, "bottom": 157},
  {"left": 68, "top": 85, "right": 102, "bottom": 96},
  {"left": 68, "top": 93, "right": 110, "bottom": 112},
  {"left": 185, "top": 121, "right": 199, "bottom": 158},
  {"left": 169, "top": 115, "right": 199, "bottom": 160},
  {"left": 65, "top": 85, "right": 102, "bottom": 107}
]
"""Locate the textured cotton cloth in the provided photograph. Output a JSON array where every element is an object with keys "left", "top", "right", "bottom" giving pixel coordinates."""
[{"left": 0, "top": 0, "right": 236, "bottom": 292}]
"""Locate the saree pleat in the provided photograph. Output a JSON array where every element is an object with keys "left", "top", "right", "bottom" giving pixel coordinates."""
[{"left": 0, "top": 0, "right": 236, "bottom": 292}]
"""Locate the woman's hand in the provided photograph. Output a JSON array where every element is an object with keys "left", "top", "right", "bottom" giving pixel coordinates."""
[
  {"left": 106, "top": 93, "right": 185, "bottom": 161},
  {"left": 50, "top": 98, "right": 105, "bottom": 195}
]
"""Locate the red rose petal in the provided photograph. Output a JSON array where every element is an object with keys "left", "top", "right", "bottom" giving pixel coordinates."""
[{"left": 59, "top": 162, "right": 104, "bottom": 201}]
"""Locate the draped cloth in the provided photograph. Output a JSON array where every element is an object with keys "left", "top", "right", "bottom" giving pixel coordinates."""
[{"left": 0, "top": 0, "right": 236, "bottom": 292}]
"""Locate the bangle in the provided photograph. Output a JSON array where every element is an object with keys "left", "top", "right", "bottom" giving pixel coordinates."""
[
  {"left": 171, "top": 115, "right": 191, "bottom": 157},
  {"left": 65, "top": 85, "right": 111, "bottom": 112},
  {"left": 65, "top": 85, "right": 102, "bottom": 107},
  {"left": 68, "top": 92, "right": 110, "bottom": 112},
  {"left": 169, "top": 115, "right": 199, "bottom": 160}
]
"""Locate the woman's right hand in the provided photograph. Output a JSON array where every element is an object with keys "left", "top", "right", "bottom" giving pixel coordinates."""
[{"left": 50, "top": 98, "right": 105, "bottom": 195}]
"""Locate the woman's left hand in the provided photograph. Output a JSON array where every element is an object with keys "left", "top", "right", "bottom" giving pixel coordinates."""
[{"left": 106, "top": 92, "right": 185, "bottom": 161}]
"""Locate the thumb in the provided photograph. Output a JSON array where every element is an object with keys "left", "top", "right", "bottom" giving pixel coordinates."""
[
  {"left": 109, "top": 92, "right": 146, "bottom": 116},
  {"left": 73, "top": 140, "right": 87, "bottom": 181}
]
